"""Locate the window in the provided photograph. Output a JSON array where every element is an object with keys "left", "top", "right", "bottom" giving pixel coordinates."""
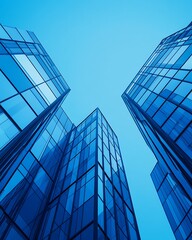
[
  {"left": 162, "top": 108, "right": 191, "bottom": 140},
  {"left": 2, "top": 95, "right": 36, "bottom": 129},
  {"left": 28, "top": 55, "right": 49, "bottom": 81},
  {"left": 14, "top": 54, "right": 44, "bottom": 85},
  {"left": 0, "top": 25, "right": 11, "bottom": 39},
  {"left": 169, "top": 82, "right": 192, "bottom": 104},
  {"left": 36, "top": 83, "right": 56, "bottom": 104},
  {"left": 4, "top": 227, "right": 24, "bottom": 240},
  {"left": 0, "top": 55, "right": 33, "bottom": 92},
  {"left": 22, "top": 89, "right": 44, "bottom": 114},
  {"left": 0, "top": 108, "right": 19, "bottom": 149},
  {"left": 168, "top": 45, "right": 189, "bottom": 65},
  {"left": 173, "top": 45, "right": 192, "bottom": 68},
  {"left": 147, "top": 96, "right": 165, "bottom": 117},
  {"left": 0, "top": 71, "right": 17, "bottom": 102},
  {"left": 1, "top": 40, "right": 22, "bottom": 54},
  {"left": 141, "top": 92, "right": 157, "bottom": 111},
  {"left": 160, "top": 79, "right": 180, "bottom": 98},
  {"left": 0, "top": 169, "right": 23, "bottom": 201},
  {"left": 18, "top": 29, "right": 33, "bottom": 42},
  {"left": 4, "top": 26, "right": 23, "bottom": 41},
  {"left": 153, "top": 101, "right": 177, "bottom": 126},
  {"left": 176, "top": 123, "right": 192, "bottom": 157},
  {"left": 154, "top": 77, "right": 170, "bottom": 94},
  {"left": 182, "top": 55, "right": 192, "bottom": 69},
  {"left": 34, "top": 167, "right": 51, "bottom": 194}
]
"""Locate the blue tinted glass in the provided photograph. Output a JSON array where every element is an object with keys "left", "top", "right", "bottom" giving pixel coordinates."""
[
  {"left": 174, "top": 45, "right": 192, "bottom": 68},
  {"left": 160, "top": 80, "right": 180, "bottom": 98},
  {"left": 147, "top": 97, "right": 165, "bottom": 117},
  {"left": 154, "top": 77, "right": 170, "bottom": 94},
  {"left": 80, "top": 224, "right": 94, "bottom": 240},
  {"left": 181, "top": 92, "right": 192, "bottom": 111},
  {"left": 5, "top": 227, "right": 24, "bottom": 240},
  {"left": 84, "top": 178, "right": 94, "bottom": 201},
  {"left": 153, "top": 101, "right": 177, "bottom": 126},
  {"left": 36, "top": 55, "right": 54, "bottom": 78},
  {"left": 4, "top": 26, "right": 23, "bottom": 41},
  {"left": 28, "top": 31, "right": 39, "bottom": 43},
  {"left": 0, "top": 109, "right": 19, "bottom": 150},
  {"left": 174, "top": 70, "right": 189, "bottom": 79},
  {"left": 0, "top": 43, "right": 8, "bottom": 54},
  {"left": 22, "top": 89, "right": 44, "bottom": 114},
  {"left": 0, "top": 55, "right": 33, "bottom": 92},
  {"left": 0, "top": 25, "right": 11, "bottom": 39},
  {"left": 28, "top": 55, "right": 49, "bottom": 81},
  {"left": 176, "top": 123, "right": 192, "bottom": 157},
  {"left": 0, "top": 169, "right": 23, "bottom": 201},
  {"left": 36, "top": 83, "right": 56, "bottom": 104},
  {"left": 162, "top": 108, "right": 192, "bottom": 140},
  {"left": 31, "top": 130, "right": 50, "bottom": 160},
  {"left": 34, "top": 168, "right": 50, "bottom": 194},
  {"left": 47, "top": 81, "right": 61, "bottom": 98},
  {"left": 31, "top": 88, "right": 47, "bottom": 109},
  {"left": 17, "top": 42, "right": 31, "bottom": 54},
  {"left": 1, "top": 40, "right": 22, "bottom": 54},
  {"left": 141, "top": 92, "right": 157, "bottom": 111},
  {"left": 185, "top": 71, "right": 192, "bottom": 82},
  {"left": 0, "top": 71, "right": 17, "bottom": 102},
  {"left": 18, "top": 29, "right": 33, "bottom": 42},
  {"left": 2, "top": 95, "right": 36, "bottom": 129}
]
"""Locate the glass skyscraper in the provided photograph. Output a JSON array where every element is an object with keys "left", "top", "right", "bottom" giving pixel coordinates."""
[
  {"left": 0, "top": 24, "right": 140, "bottom": 240},
  {"left": 122, "top": 23, "right": 192, "bottom": 239}
]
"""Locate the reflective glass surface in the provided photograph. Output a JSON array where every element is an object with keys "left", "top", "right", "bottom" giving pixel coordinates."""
[
  {"left": 0, "top": 24, "right": 139, "bottom": 240},
  {"left": 122, "top": 23, "right": 192, "bottom": 240}
]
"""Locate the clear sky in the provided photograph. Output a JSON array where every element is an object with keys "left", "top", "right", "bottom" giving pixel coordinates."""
[{"left": 0, "top": 1, "right": 191, "bottom": 239}]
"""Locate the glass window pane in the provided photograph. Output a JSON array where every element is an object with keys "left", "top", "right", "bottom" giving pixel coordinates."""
[
  {"left": 4, "top": 26, "right": 23, "bottom": 41},
  {"left": 185, "top": 71, "right": 192, "bottom": 82},
  {"left": 36, "top": 83, "right": 56, "bottom": 104},
  {"left": 47, "top": 80, "right": 61, "bottom": 97},
  {"left": 0, "top": 109, "right": 19, "bottom": 150},
  {"left": 2, "top": 95, "right": 36, "bottom": 129},
  {"left": 22, "top": 89, "right": 44, "bottom": 114},
  {"left": 174, "top": 45, "right": 192, "bottom": 68},
  {"left": 182, "top": 55, "right": 192, "bottom": 69},
  {"left": 0, "top": 55, "right": 33, "bottom": 92},
  {"left": 14, "top": 54, "right": 44, "bottom": 85},
  {"left": 0, "top": 71, "right": 17, "bottom": 102},
  {"left": 160, "top": 80, "right": 180, "bottom": 98},
  {"left": 34, "top": 168, "right": 50, "bottom": 194},
  {"left": 28, "top": 31, "right": 39, "bottom": 43},
  {"left": 0, "top": 169, "right": 23, "bottom": 201},
  {"left": 18, "top": 29, "right": 33, "bottom": 42},
  {"left": 0, "top": 25, "right": 11, "bottom": 39},
  {"left": 0, "top": 43, "right": 7, "bottom": 54},
  {"left": 1, "top": 40, "right": 22, "bottom": 54},
  {"left": 147, "top": 97, "right": 165, "bottom": 117},
  {"left": 169, "top": 82, "right": 192, "bottom": 104},
  {"left": 5, "top": 227, "right": 24, "bottom": 240},
  {"left": 162, "top": 108, "right": 192, "bottom": 140},
  {"left": 153, "top": 101, "right": 177, "bottom": 126},
  {"left": 176, "top": 123, "right": 192, "bottom": 157},
  {"left": 28, "top": 55, "right": 49, "bottom": 81},
  {"left": 168, "top": 45, "right": 188, "bottom": 65}
]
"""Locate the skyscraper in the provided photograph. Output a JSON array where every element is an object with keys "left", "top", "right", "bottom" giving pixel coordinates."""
[
  {"left": 122, "top": 23, "right": 192, "bottom": 239},
  {"left": 0, "top": 24, "right": 140, "bottom": 240}
]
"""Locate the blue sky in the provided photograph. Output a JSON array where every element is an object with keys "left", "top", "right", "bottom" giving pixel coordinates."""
[{"left": 1, "top": 1, "right": 191, "bottom": 239}]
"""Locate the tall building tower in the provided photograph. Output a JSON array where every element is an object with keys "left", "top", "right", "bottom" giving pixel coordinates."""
[
  {"left": 122, "top": 23, "right": 192, "bottom": 239},
  {"left": 0, "top": 24, "right": 140, "bottom": 240}
]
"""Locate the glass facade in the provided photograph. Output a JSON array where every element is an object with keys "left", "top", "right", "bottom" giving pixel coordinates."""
[
  {"left": 122, "top": 23, "right": 192, "bottom": 239},
  {"left": 0, "top": 24, "right": 140, "bottom": 240}
]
